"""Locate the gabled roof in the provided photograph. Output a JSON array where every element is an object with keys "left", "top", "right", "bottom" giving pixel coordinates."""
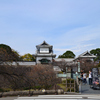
[
  {"left": 77, "top": 51, "right": 96, "bottom": 58},
  {"left": 36, "top": 41, "right": 52, "bottom": 48}
]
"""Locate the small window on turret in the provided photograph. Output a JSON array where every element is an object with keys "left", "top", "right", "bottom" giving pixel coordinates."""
[{"left": 40, "top": 48, "right": 49, "bottom": 53}]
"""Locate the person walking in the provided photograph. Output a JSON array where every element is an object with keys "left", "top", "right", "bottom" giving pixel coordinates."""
[
  {"left": 89, "top": 70, "right": 92, "bottom": 85},
  {"left": 83, "top": 72, "right": 87, "bottom": 84},
  {"left": 81, "top": 70, "right": 83, "bottom": 82}
]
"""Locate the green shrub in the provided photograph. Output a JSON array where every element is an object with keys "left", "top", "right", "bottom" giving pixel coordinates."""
[
  {"left": 62, "top": 80, "right": 66, "bottom": 83},
  {"left": 71, "top": 79, "right": 74, "bottom": 83},
  {"left": 0, "top": 88, "right": 10, "bottom": 92},
  {"left": 71, "top": 88, "right": 74, "bottom": 92},
  {"left": 67, "top": 84, "right": 70, "bottom": 87},
  {"left": 0, "top": 88, "right": 4, "bottom": 92},
  {"left": 67, "top": 79, "right": 70, "bottom": 83},
  {"left": 23, "top": 87, "right": 30, "bottom": 90},
  {"left": 67, "top": 88, "right": 70, "bottom": 92},
  {"left": 58, "top": 71, "right": 63, "bottom": 74}
]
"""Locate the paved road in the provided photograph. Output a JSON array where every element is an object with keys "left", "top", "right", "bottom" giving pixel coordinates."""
[
  {"left": 81, "top": 84, "right": 100, "bottom": 94},
  {"left": 1, "top": 94, "right": 100, "bottom": 100},
  {"left": 6, "top": 95, "right": 100, "bottom": 100}
]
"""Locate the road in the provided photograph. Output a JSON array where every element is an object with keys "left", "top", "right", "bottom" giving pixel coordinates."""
[
  {"left": 1, "top": 94, "right": 100, "bottom": 100},
  {"left": 81, "top": 84, "right": 100, "bottom": 94}
]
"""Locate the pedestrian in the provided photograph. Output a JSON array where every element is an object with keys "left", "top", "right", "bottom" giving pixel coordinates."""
[
  {"left": 80, "top": 70, "right": 83, "bottom": 82},
  {"left": 83, "top": 72, "right": 87, "bottom": 84},
  {"left": 89, "top": 70, "right": 92, "bottom": 85}
]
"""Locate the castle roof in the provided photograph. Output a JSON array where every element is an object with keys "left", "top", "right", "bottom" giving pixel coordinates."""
[
  {"left": 77, "top": 51, "right": 96, "bottom": 59},
  {"left": 36, "top": 41, "right": 52, "bottom": 48}
]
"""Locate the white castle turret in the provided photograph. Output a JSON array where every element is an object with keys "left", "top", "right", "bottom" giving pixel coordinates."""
[{"left": 33, "top": 41, "right": 56, "bottom": 64}]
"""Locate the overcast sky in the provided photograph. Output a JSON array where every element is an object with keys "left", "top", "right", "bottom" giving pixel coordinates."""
[{"left": 0, "top": 0, "right": 100, "bottom": 57}]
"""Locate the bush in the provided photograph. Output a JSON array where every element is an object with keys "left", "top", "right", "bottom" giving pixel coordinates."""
[
  {"left": 58, "top": 71, "right": 63, "bottom": 74},
  {"left": 23, "top": 87, "right": 30, "bottom": 90},
  {"left": 62, "top": 80, "right": 66, "bottom": 83},
  {"left": 0, "top": 88, "right": 10, "bottom": 92},
  {"left": 71, "top": 88, "right": 74, "bottom": 92},
  {"left": 0, "top": 88, "right": 4, "bottom": 92}
]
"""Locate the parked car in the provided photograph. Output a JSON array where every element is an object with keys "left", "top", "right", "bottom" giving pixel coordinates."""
[
  {"left": 91, "top": 68, "right": 100, "bottom": 89},
  {"left": 92, "top": 77, "right": 100, "bottom": 89}
]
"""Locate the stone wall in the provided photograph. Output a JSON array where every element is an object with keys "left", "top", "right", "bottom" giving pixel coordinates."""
[{"left": 0, "top": 89, "right": 64, "bottom": 97}]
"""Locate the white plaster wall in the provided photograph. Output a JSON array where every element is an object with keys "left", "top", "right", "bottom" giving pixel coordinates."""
[
  {"left": 40, "top": 48, "right": 49, "bottom": 53},
  {"left": 12, "top": 62, "right": 36, "bottom": 65},
  {"left": 1, "top": 62, "right": 36, "bottom": 66}
]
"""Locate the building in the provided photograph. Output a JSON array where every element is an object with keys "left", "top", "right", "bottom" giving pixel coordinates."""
[
  {"left": 33, "top": 41, "right": 96, "bottom": 65},
  {"left": 1, "top": 41, "right": 96, "bottom": 68},
  {"left": 54, "top": 51, "right": 97, "bottom": 79},
  {"left": 33, "top": 41, "right": 56, "bottom": 64},
  {"left": 0, "top": 41, "right": 96, "bottom": 67},
  {"left": 1, "top": 41, "right": 97, "bottom": 79}
]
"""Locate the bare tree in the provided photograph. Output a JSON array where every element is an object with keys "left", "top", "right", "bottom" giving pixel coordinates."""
[
  {"left": 79, "top": 58, "right": 96, "bottom": 73},
  {"left": 26, "top": 65, "right": 60, "bottom": 89},
  {"left": 53, "top": 59, "right": 76, "bottom": 73}
]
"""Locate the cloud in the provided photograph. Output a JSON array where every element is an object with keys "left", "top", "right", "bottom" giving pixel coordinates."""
[
  {"left": 53, "top": 25, "right": 100, "bottom": 57},
  {"left": 0, "top": 0, "right": 100, "bottom": 57},
  {"left": 54, "top": 43, "right": 94, "bottom": 57}
]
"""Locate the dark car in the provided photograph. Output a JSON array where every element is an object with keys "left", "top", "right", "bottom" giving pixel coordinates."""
[
  {"left": 92, "top": 77, "right": 100, "bottom": 89},
  {"left": 92, "top": 68, "right": 100, "bottom": 89}
]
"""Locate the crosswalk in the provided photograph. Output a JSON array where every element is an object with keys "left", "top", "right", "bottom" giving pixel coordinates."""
[{"left": 14, "top": 95, "right": 100, "bottom": 100}]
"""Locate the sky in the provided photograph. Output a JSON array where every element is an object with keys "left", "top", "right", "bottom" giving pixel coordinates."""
[{"left": 0, "top": 0, "right": 100, "bottom": 58}]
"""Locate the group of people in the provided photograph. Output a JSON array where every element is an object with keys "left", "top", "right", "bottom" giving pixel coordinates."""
[{"left": 81, "top": 70, "right": 92, "bottom": 85}]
